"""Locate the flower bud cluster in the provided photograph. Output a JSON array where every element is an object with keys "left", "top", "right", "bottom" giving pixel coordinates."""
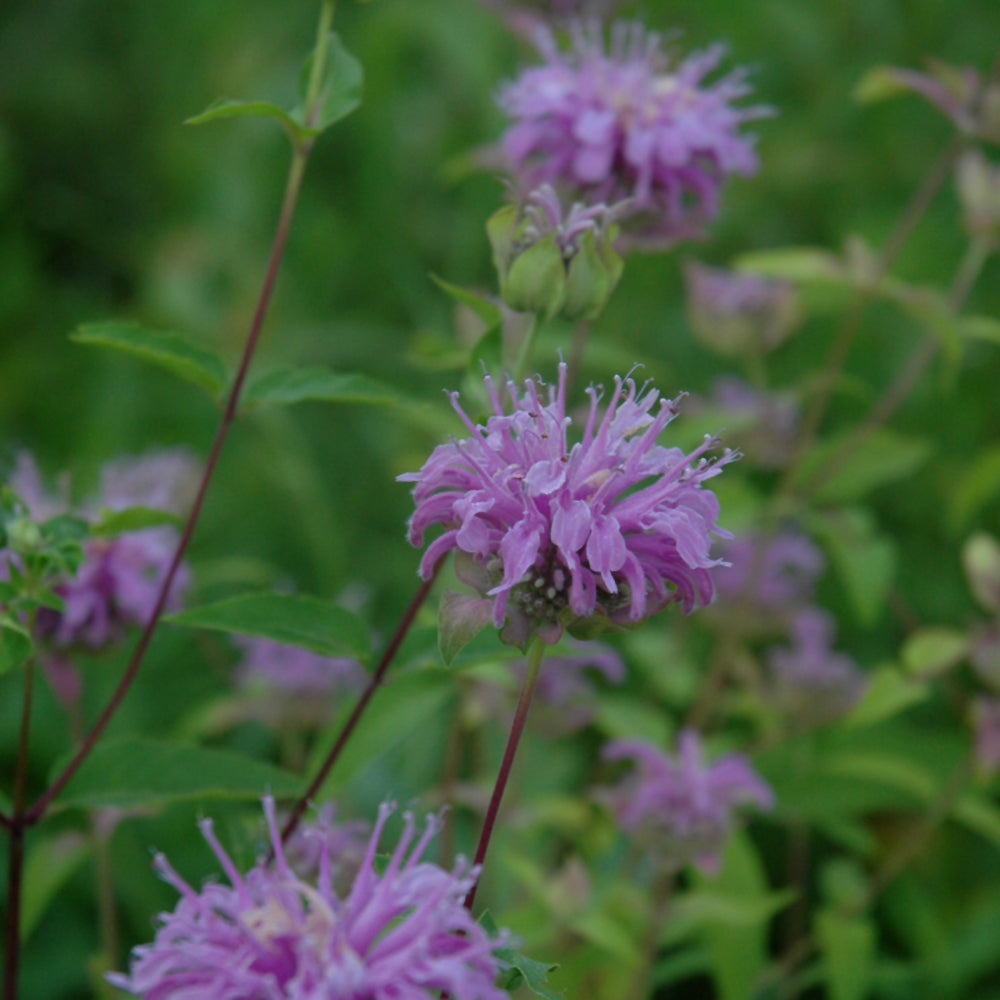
[{"left": 487, "top": 184, "right": 624, "bottom": 321}]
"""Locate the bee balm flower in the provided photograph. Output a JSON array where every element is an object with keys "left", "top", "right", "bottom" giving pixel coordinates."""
[
  {"left": 109, "top": 797, "right": 508, "bottom": 1000},
  {"left": 602, "top": 730, "right": 773, "bottom": 873},
  {"left": 498, "top": 21, "right": 771, "bottom": 247},
  {"left": 399, "top": 361, "right": 736, "bottom": 646}
]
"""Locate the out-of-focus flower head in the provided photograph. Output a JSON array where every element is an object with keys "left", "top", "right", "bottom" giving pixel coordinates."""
[
  {"left": 498, "top": 21, "right": 771, "bottom": 248},
  {"left": 234, "top": 635, "right": 368, "bottom": 702},
  {"left": 97, "top": 447, "right": 199, "bottom": 516},
  {"left": 684, "top": 261, "right": 800, "bottom": 356},
  {"left": 478, "top": 0, "right": 623, "bottom": 42},
  {"left": 109, "top": 797, "right": 509, "bottom": 1000},
  {"left": 699, "top": 376, "right": 800, "bottom": 470},
  {"left": 766, "top": 608, "right": 865, "bottom": 729},
  {"left": 399, "top": 360, "right": 736, "bottom": 648},
  {"left": 4, "top": 450, "right": 196, "bottom": 649},
  {"left": 713, "top": 529, "right": 824, "bottom": 624},
  {"left": 487, "top": 183, "right": 625, "bottom": 320},
  {"left": 873, "top": 60, "right": 1000, "bottom": 145},
  {"left": 601, "top": 729, "right": 773, "bottom": 873}
]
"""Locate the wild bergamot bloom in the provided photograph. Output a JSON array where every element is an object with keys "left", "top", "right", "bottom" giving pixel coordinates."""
[
  {"left": 109, "top": 797, "right": 508, "bottom": 1000},
  {"left": 2, "top": 450, "right": 196, "bottom": 649},
  {"left": 498, "top": 21, "right": 770, "bottom": 246},
  {"left": 601, "top": 730, "right": 773, "bottom": 874},
  {"left": 399, "top": 361, "right": 735, "bottom": 646}
]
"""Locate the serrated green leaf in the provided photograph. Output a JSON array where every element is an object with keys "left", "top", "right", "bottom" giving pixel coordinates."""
[
  {"left": 296, "top": 32, "right": 363, "bottom": 134},
  {"left": 168, "top": 593, "right": 370, "bottom": 660},
  {"left": 477, "top": 911, "right": 563, "bottom": 998},
  {"left": 495, "top": 947, "right": 563, "bottom": 999},
  {"left": 52, "top": 738, "right": 303, "bottom": 810},
  {"left": 901, "top": 627, "right": 970, "bottom": 678},
  {"left": 430, "top": 274, "right": 503, "bottom": 328},
  {"left": 243, "top": 368, "right": 402, "bottom": 410},
  {"left": 21, "top": 833, "right": 91, "bottom": 942},
  {"left": 437, "top": 590, "right": 494, "bottom": 666},
  {"left": 184, "top": 99, "right": 305, "bottom": 143},
  {"left": 816, "top": 908, "right": 877, "bottom": 1000},
  {"left": 72, "top": 322, "right": 227, "bottom": 398},
  {"left": 794, "top": 428, "right": 932, "bottom": 504},
  {"left": 90, "top": 505, "right": 182, "bottom": 537}
]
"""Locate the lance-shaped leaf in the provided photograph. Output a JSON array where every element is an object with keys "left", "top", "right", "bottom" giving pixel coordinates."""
[
  {"left": 184, "top": 99, "right": 305, "bottom": 145},
  {"left": 168, "top": 592, "right": 370, "bottom": 660},
  {"left": 51, "top": 738, "right": 303, "bottom": 811},
  {"left": 295, "top": 32, "right": 363, "bottom": 135},
  {"left": 72, "top": 322, "right": 227, "bottom": 399},
  {"left": 243, "top": 369, "right": 403, "bottom": 410},
  {"left": 90, "top": 506, "right": 182, "bottom": 537}
]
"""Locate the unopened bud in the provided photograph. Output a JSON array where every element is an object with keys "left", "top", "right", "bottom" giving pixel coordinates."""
[{"left": 488, "top": 185, "right": 624, "bottom": 322}]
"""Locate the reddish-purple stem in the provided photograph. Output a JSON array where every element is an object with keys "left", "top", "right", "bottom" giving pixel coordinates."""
[
  {"left": 463, "top": 637, "right": 544, "bottom": 911},
  {"left": 25, "top": 150, "right": 310, "bottom": 828},
  {"left": 280, "top": 557, "right": 445, "bottom": 843}
]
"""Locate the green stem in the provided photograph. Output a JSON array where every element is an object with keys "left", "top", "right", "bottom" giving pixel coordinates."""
[
  {"left": 303, "top": 1, "right": 336, "bottom": 132},
  {"left": 464, "top": 636, "right": 545, "bottom": 911}
]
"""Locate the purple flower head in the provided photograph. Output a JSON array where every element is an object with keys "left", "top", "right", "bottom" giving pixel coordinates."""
[
  {"left": 702, "top": 376, "right": 800, "bottom": 469},
  {"left": 109, "top": 796, "right": 509, "bottom": 1000},
  {"left": 235, "top": 636, "right": 368, "bottom": 701},
  {"left": 498, "top": 21, "right": 771, "bottom": 247},
  {"left": 518, "top": 183, "right": 622, "bottom": 258},
  {"left": 601, "top": 729, "right": 773, "bottom": 873},
  {"left": 97, "top": 447, "right": 199, "bottom": 515},
  {"left": 4, "top": 450, "right": 195, "bottom": 649},
  {"left": 713, "top": 529, "right": 824, "bottom": 622},
  {"left": 399, "top": 361, "right": 737, "bottom": 647},
  {"left": 766, "top": 608, "right": 866, "bottom": 729},
  {"left": 684, "top": 261, "right": 800, "bottom": 356}
]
